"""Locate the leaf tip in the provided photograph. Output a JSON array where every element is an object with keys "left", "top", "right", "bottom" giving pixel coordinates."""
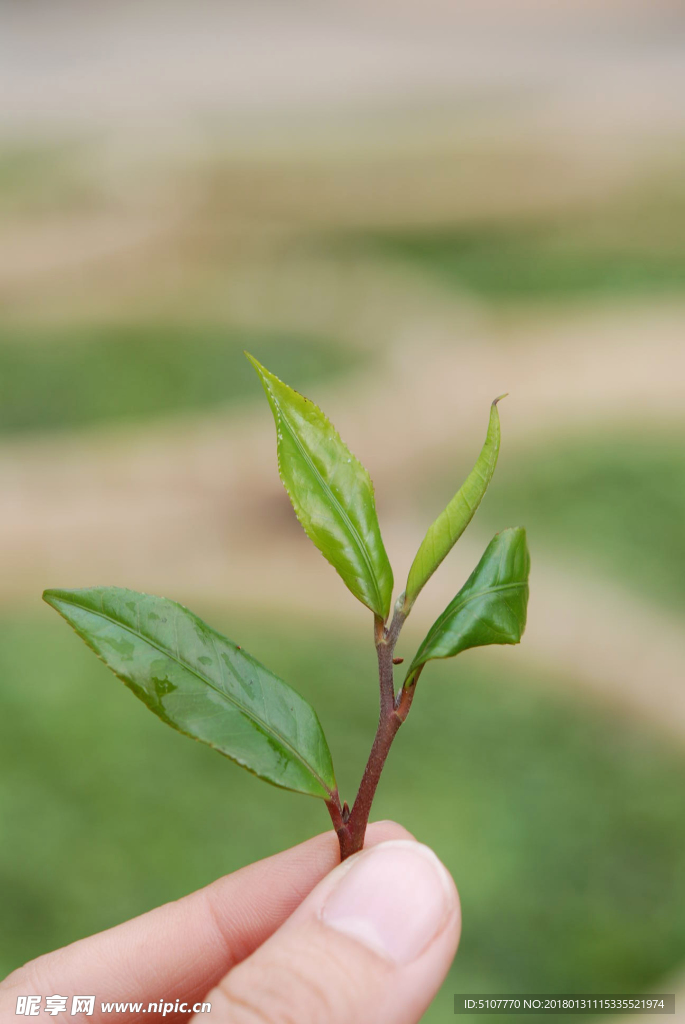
[
  {"left": 43, "top": 588, "right": 80, "bottom": 620},
  {"left": 244, "top": 350, "right": 264, "bottom": 375},
  {"left": 495, "top": 524, "right": 528, "bottom": 546},
  {"left": 492, "top": 393, "right": 509, "bottom": 407}
]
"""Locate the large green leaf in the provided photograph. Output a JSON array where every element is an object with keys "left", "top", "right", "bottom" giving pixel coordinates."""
[
  {"left": 247, "top": 353, "right": 393, "bottom": 619},
  {"left": 404, "top": 397, "right": 504, "bottom": 611},
  {"left": 43, "top": 587, "right": 337, "bottom": 800},
  {"left": 406, "top": 527, "right": 530, "bottom": 686}
]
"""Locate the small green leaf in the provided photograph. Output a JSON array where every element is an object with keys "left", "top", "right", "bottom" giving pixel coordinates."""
[
  {"left": 43, "top": 587, "right": 337, "bottom": 800},
  {"left": 247, "top": 353, "right": 394, "bottom": 619},
  {"left": 406, "top": 527, "right": 530, "bottom": 686},
  {"left": 404, "top": 397, "right": 504, "bottom": 612}
]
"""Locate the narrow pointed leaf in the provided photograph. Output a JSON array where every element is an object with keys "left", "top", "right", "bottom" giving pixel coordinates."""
[
  {"left": 247, "top": 353, "right": 393, "bottom": 619},
  {"left": 43, "top": 587, "right": 337, "bottom": 800},
  {"left": 405, "top": 397, "right": 504, "bottom": 611},
  {"left": 406, "top": 527, "right": 530, "bottom": 686}
]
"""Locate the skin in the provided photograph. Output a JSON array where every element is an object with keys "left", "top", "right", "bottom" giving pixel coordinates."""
[{"left": 1, "top": 821, "right": 461, "bottom": 1024}]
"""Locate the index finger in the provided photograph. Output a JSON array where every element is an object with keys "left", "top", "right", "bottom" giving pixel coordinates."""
[{"left": 1, "top": 821, "right": 412, "bottom": 1023}]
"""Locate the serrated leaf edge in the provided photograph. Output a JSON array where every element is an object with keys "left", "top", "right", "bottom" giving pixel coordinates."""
[{"left": 247, "top": 353, "right": 391, "bottom": 619}]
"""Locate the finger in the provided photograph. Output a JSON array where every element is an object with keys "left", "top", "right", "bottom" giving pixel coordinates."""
[
  {"left": 1, "top": 821, "right": 412, "bottom": 1023},
  {"left": 203, "top": 839, "right": 460, "bottom": 1024}
]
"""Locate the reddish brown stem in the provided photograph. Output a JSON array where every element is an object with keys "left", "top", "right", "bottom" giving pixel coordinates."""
[{"left": 327, "top": 604, "right": 412, "bottom": 860}]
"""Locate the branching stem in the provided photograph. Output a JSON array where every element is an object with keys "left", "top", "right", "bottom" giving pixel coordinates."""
[{"left": 328, "top": 602, "right": 414, "bottom": 860}]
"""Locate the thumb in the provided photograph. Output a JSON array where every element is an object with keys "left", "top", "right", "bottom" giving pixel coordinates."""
[{"left": 198, "top": 839, "right": 461, "bottom": 1024}]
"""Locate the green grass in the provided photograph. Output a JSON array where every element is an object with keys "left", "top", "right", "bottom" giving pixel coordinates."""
[
  {"left": 472, "top": 431, "right": 685, "bottom": 612},
  {"left": 0, "top": 323, "right": 361, "bottom": 435},
  {"left": 2, "top": 609, "right": 685, "bottom": 1022},
  {"left": 339, "top": 178, "right": 685, "bottom": 305},
  {"left": 353, "top": 226, "right": 685, "bottom": 303}
]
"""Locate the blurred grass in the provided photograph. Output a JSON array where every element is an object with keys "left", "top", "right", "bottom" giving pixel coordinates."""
[
  {"left": 478, "top": 432, "right": 685, "bottom": 611},
  {"left": 2, "top": 610, "right": 684, "bottom": 1022},
  {"left": 347, "top": 225, "right": 685, "bottom": 303},
  {"left": 0, "top": 324, "right": 360, "bottom": 435},
  {"left": 337, "top": 176, "right": 685, "bottom": 305}
]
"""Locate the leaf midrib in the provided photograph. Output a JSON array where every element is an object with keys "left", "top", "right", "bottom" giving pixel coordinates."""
[
  {"left": 57, "top": 594, "right": 333, "bottom": 797},
  {"left": 408, "top": 413, "right": 499, "bottom": 597},
  {"left": 277, "top": 401, "right": 385, "bottom": 615},
  {"left": 415, "top": 579, "right": 526, "bottom": 667}
]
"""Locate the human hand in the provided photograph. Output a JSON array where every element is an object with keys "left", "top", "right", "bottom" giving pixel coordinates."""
[{"left": 1, "top": 821, "right": 460, "bottom": 1023}]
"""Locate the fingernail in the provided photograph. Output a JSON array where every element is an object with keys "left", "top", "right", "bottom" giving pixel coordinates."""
[{"left": 320, "top": 840, "right": 455, "bottom": 965}]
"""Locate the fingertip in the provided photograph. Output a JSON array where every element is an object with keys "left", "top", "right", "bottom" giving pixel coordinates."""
[
  {"left": 205, "top": 838, "right": 460, "bottom": 1024},
  {"left": 320, "top": 840, "right": 459, "bottom": 965}
]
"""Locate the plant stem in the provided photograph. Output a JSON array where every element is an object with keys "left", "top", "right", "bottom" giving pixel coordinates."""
[{"left": 328, "top": 604, "right": 411, "bottom": 860}]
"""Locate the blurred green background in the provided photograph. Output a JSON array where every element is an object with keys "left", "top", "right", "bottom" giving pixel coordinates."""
[{"left": 2, "top": 3, "right": 685, "bottom": 1021}]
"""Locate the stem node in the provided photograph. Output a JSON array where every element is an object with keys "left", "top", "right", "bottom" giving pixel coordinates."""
[{"left": 332, "top": 604, "right": 413, "bottom": 860}]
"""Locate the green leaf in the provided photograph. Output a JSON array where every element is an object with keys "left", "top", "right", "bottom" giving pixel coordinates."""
[
  {"left": 404, "top": 397, "right": 504, "bottom": 611},
  {"left": 247, "top": 353, "right": 394, "bottom": 619},
  {"left": 406, "top": 527, "right": 530, "bottom": 686},
  {"left": 43, "top": 587, "right": 337, "bottom": 800}
]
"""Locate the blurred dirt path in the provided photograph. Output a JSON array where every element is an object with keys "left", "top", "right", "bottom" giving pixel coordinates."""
[{"left": 2, "top": 300, "right": 685, "bottom": 738}]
